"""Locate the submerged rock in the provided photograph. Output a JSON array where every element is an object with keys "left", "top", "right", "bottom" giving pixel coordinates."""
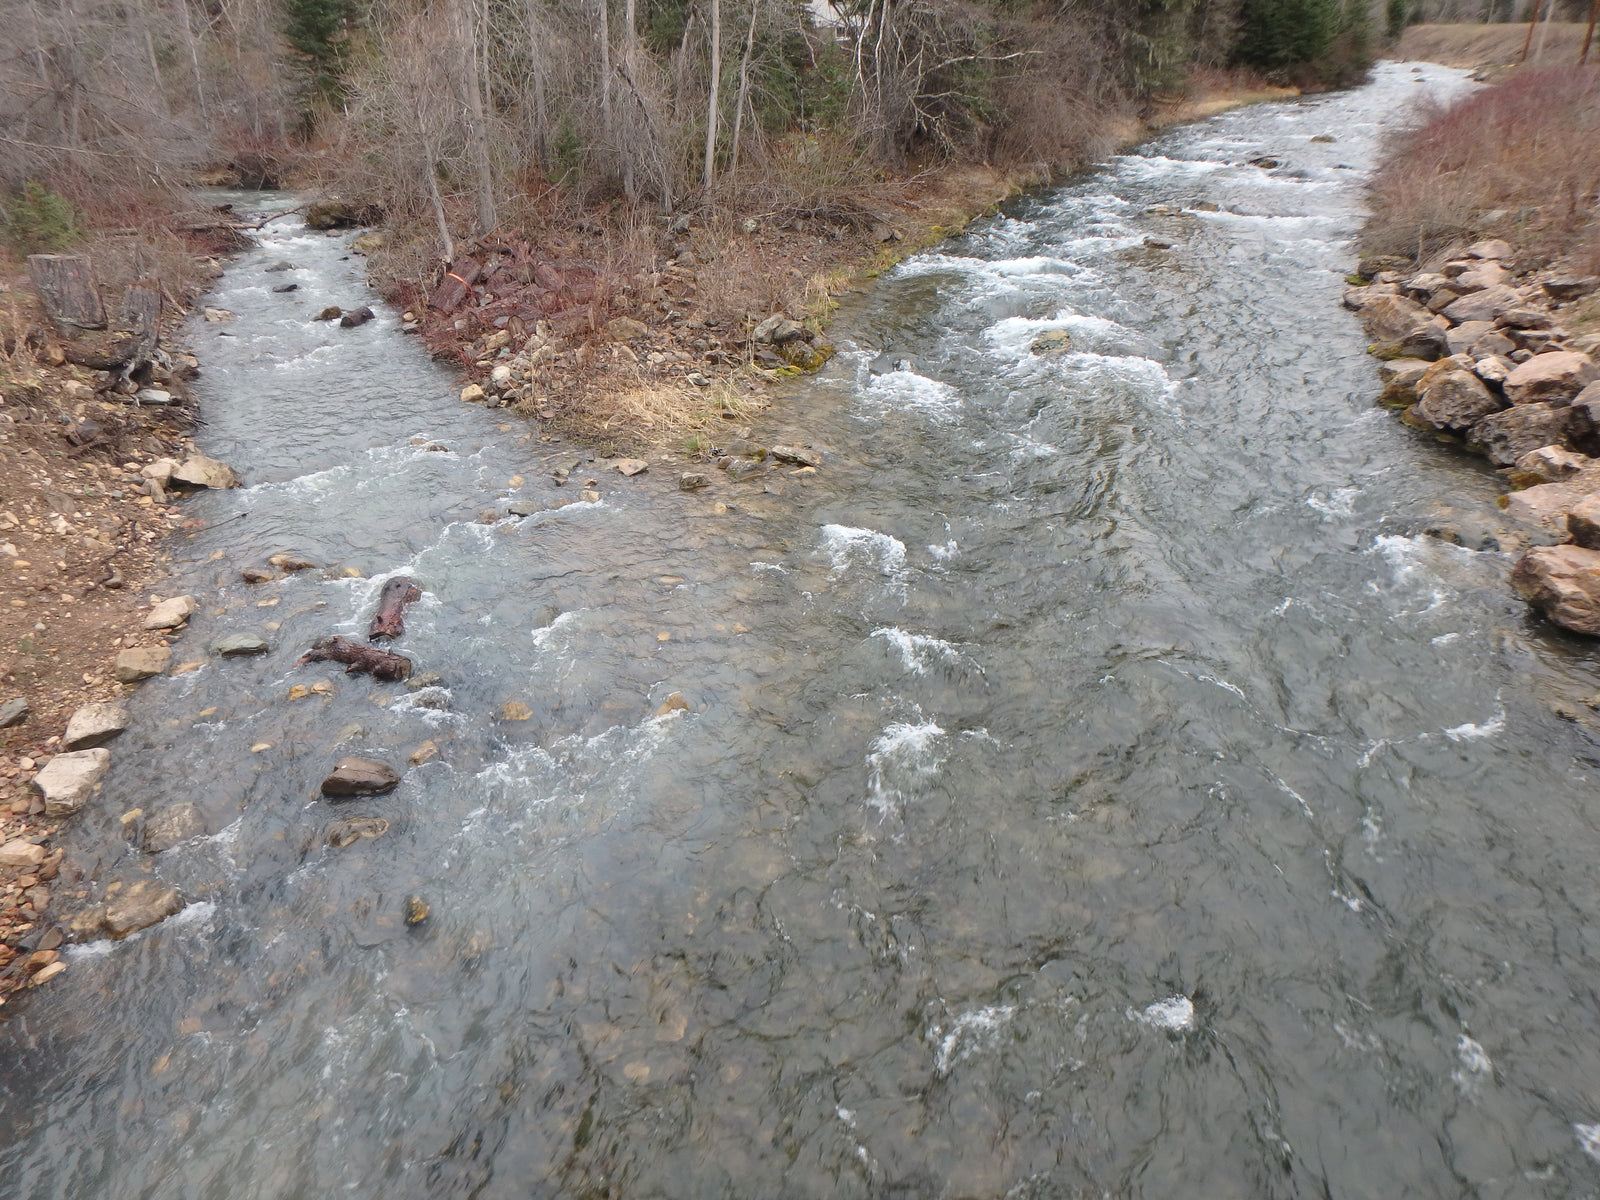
[
  {"left": 327, "top": 816, "right": 390, "bottom": 848},
  {"left": 322, "top": 756, "right": 401, "bottom": 797},
  {"left": 212, "top": 633, "right": 269, "bottom": 657},
  {"left": 104, "top": 880, "right": 184, "bottom": 939},
  {"left": 142, "top": 802, "right": 207, "bottom": 854}
]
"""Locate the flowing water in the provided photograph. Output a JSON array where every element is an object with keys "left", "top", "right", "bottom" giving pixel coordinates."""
[{"left": 7, "top": 62, "right": 1600, "bottom": 1198}]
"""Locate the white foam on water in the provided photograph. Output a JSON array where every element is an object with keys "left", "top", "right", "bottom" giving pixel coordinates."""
[
  {"left": 870, "top": 628, "right": 963, "bottom": 676},
  {"left": 749, "top": 561, "right": 788, "bottom": 575},
  {"left": 1306, "top": 486, "right": 1359, "bottom": 520},
  {"left": 929, "top": 1003, "right": 1018, "bottom": 1076},
  {"left": 821, "top": 524, "right": 908, "bottom": 582},
  {"left": 1453, "top": 1035, "right": 1493, "bottom": 1096},
  {"left": 1129, "top": 994, "right": 1195, "bottom": 1033},
  {"left": 1444, "top": 709, "right": 1505, "bottom": 742},
  {"left": 531, "top": 609, "right": 582, "bottom": 649},
  {"left": 866, "top": 719, "right": 947, "bottom": 818},
  {"left": 1576, "top": 1123, "right": 1600, "bottom": 1163},
  {"left": 928, "top": 539, "right": 958, "bottom": 562},
  {"left": 861, "top": 368, "right": 962, "bottom": 422},
  {"left": 986, "top": 312, "right": 1132, "bottom": 360}
]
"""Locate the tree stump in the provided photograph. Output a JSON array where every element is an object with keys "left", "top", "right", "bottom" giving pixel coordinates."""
[{"left": 27, "top": 255, "right": 107, "bottom": 335}]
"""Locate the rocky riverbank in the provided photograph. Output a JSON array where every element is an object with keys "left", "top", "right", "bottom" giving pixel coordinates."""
[
  {"left": 1346, "top": 240, "right": 1600, "bottom": 635},
  {"left": 0, "top": 268, "right": 245, "bottom": 1007}
]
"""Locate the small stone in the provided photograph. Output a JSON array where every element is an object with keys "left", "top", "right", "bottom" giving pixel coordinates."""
[
  {"left": 1031, "top": 330, "right": 1073, "bottom": 354},
  {"left": 62, "top": 702, "right": 130, "bottom": 750},
  {"left": 770, "top": 444, "right": 822, "bottom": 467},
  {"left": 606, "top": 316, "right": 650, "bottom": 341},
  {"left": 203, "top": 308, "right": 235, "bottom": 323},
  {"left": 321, "top": 756, "right": 401, "bottom": 797},
  {"left": 33, "top": 748, "right": 110, "bottom": 816},
  {"left": 1466, "top": 238, "right": 1513, "bottom": 260},
  {"left": 144, "top": 594, "right": 197, "bottom": 630},
  {"left": 104, "top": 879, "right": 184, "bottom": 939},
  {"left": 0, "top": 840, "right": 45, "bottom": 867},
  {"left": 409, "top": 740, "right": 438, "bottom": 766},
  {"left": 406, "top": 672, "right": 444, "bottom": 691},
  {"left": 404, "top": 895, "right": 430, "bottom": 926},
  {"left": 327, "top": 817, "right": 389, "bottom": 848},
  {"left": 268, "top": 553, "right": 316, "bottom": 571},
  {"left": 316, "top": 306, "right": 342, "bottom": 321},
  {"left": 31, "top": 961, "right": 64, "bottom": 984},
  {"left": 500, "top": 701, "right": 532, "bottom": 721},
  {"left": 655, "top": 692, "right": 690, "bottom": 717},
  {"left": 617, "top": 458, "right": 649, "bottom": 476},
  {"left": 581, "top": 489, "right": 601, "bottom": 503},
  {"left": 142, "top": 802, "right": 207, "bottom": 854},
  {"left": 272, "top": 282, "right": 298, "bottom": 293},
  {"left": 679, "top": 472, "right": 709, "bottom": 491},
  {"left": 212, "top": 633, "right": 269, "bottom": 657},
  {"left": 460, "top": 384, "right": 485, "bottom": 403},
  {"left": 135, "top": 389, "right": 176, "bottom": 405},
  {"left": 115, "top": 646, "right": 172, "bottom": 682},
  {"left": 0, "top": 697, "right": 29, "bottom": 728},
  {"left": 339, "top": 307, "right": 375, "bottom": 328}
]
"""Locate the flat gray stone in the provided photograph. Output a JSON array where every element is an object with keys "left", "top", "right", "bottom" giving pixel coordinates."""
[
  {"left": 0, "top": 697, "right": 29, "bottom": 728},
  {"left": 33, "top": 748, "right": 111, "bottom": 816},
  {"left": 212, "top": 633, "right": 269, "bottom": 657},
  {"left": 62, "top": 702, "right": 130, "bottom": 750},
  {"left": 171, "top": 454, "right": 239, "bottom": 489}
]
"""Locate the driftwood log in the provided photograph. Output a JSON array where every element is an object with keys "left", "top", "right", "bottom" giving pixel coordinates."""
[
  {"left": 369, "top": 576, "right": 421, "bottom": 640},
  {"left": 298, "top": 636, "right": 412, "bottom": 681}
]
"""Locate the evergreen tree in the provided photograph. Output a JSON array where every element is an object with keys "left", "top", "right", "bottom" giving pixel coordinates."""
[{"left": 285, "top": 0, "right": 355, "bottom": 107}]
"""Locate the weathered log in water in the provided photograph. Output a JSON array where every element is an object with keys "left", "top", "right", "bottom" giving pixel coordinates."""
[
  {"left": 297, "top": 635, "right": 412, "bottom": 680},
  {"left": 369, "top": 576, "right": 421, "bottom": 640}
]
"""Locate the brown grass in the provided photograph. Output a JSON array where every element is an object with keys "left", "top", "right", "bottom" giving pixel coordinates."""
[
  {"left": 1396, "top": 21, "right": 1593, "bottom": 72},
  {"left": 1363, "top": 64, "right": 1600, "bottom": 266}
]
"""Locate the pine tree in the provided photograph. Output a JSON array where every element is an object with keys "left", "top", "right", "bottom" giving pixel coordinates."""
[{"left": 284, "top": 0, "right": 354, "bottom": 106}]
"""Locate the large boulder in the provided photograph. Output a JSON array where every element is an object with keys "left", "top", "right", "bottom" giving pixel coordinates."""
[
  {"left": 170, "top": 455, "right": 239, "bottom": 489},
  {"left": 32, "top": 748, "right": 111, "bottom": 816},
  {"left": 1362, "top": 293, "right": 1433, "bottom": 341},
  {"left": 1414, "top": 357, "right": 1504, "bottom": 431},
  {"left": 1512, "top": 544, "right": 1600, "bottom": 635},
  {"left": 1503, "top": 351, "right": 1599, "bottom": 405},
  {"left": 322, "top": 757, "right": 401, "bottom": 797},
  {"left": 62, "top": 702, "right": 129, "bottom": 751},
  {"left": 1503, "top": 480, "right": 1589, "bottom": 533},
  {"left": 305, "top": 199, "right": 357, "bottom": 230},
  {"left": 104, "top": 880, "right": 184, "bottom": 939},
  {"left": 1441, "top": 284, "right": 1520, "bottom": 324},
  {"left": 1467, "top": 402, "right": 1574, "bottom": 466}
]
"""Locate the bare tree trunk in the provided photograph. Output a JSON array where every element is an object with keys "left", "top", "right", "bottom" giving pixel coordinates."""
[
  {"left": 621, "top": 0, "right": 636, "bottom": 199},
  {"left": 414, "top": 99, "right": 455, "bottom": 262},
  {"left": 598, "top": 0, "right": 614, "bottom": 159},
  {"left": 176, "top": 0, "right": 209, "bottom": 121},
  {"left": 458, "top": 0, "right": 497, "bottom": 235},
  {"left": 525, "top": 0, "right": 550, "bottom": 166},
  {"left": 728, "top": 0, "right": 759, "bottom": 180},
  {"left": 703, "top": 0, "right": 721, "bottom": 185}
]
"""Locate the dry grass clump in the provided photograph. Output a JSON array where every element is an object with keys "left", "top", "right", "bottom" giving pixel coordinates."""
[{"left": 1364, "top": 65, "right": 1600, "bottom": 265}]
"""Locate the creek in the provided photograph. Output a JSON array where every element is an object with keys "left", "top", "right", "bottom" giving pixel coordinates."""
[{"left": 6, "top": 61, "right": 1600, "bottom": 1198}]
